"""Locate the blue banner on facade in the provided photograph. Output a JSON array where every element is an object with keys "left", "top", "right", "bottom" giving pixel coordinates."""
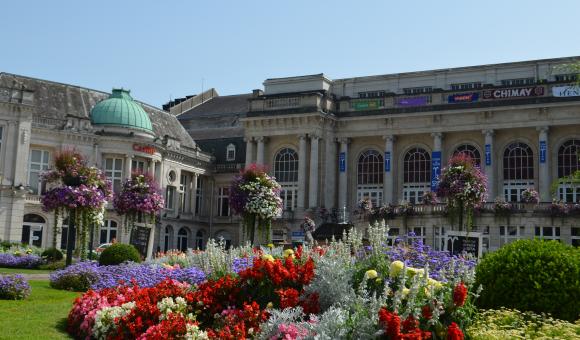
[
  {"left": 485, "top": 144, "right": 491, "bottom": 166},
  {"left": 339, "top": 152, "right": 346, "bottom": 172},
  {"left": 384, "top": 151, "right": 391, "bottom": 172},
  {"left": 539, "top": 141, "right": 546, "bottom": 163},
  {"left": 431, "top": 151, "right": 441, "bottom": 191}
]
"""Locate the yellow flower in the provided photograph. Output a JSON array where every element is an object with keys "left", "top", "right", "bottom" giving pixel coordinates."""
[
  {"left": 267, "top": 243, "right": 274, "bottom": 248},
  {"left": 402, "top": 288, "right": 410, "bottom": 298},
  {"left": 389, "top": 261, "right": 405, "bottom": 277},
  {"left": 283, "top": 249, "right": 294, "bottom": 258},
  {"left": 407, "top": 267, "right": 425, "bottom": 277},
  {"left": 365, "top": 269, "right": 378, "bottom": 279},
  {"left": 427, "top": 278, "right": 443, "bottom": 290},
  {"left": 261, "top": 254, "right": 275, "bottom": 262},
  {"left": 266, "top": 302, "right": 273, "bottom": 309}
]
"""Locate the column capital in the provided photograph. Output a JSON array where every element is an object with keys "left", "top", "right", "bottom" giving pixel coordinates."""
[
  {"left": 337, "top": 137, "right": 351, "bottom": 145},
  {"left": 298, "top": 134, "right": 308, "bottom": 140},
  {"left": 430, "top": 132, "right": 443, "bottom": 139},
  {"left": 256, "top": 136, "right": 267, "bottom": 143},
  {"left": 309, "top": 133, "right": 321, "bottom": 141},
  {"left": 383, "top": 135, "right": 396, "bottom": 143},
  {"left": 482, "top": 129, "right": 494, "bottom": 137},
  {"left": 536, "top": 126, "right": 549, "bottom": 133},
  {"left": 243, "top": 136, "right": 254, "bottom": 143},
  {"left": 125, "top": 153, "right": 134, "bottom": 159}
]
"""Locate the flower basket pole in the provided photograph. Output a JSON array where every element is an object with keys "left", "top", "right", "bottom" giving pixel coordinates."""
[{"left": 65, "top": 209, "right": 75, "bottom": 266}]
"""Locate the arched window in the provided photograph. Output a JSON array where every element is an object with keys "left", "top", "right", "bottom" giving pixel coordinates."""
[
  {"left": 403, "top": 147, "right": 431, "bottom": 203},
  {"left": 195, "top": 230, "right": 204, "bottom": 250},
  {"left": 357, "top": 149, "right": 384, "bottom": 207},
  {"left": 99, "top": 220, "right": 117, "bottom": 244},
  {"left": 177, "top": 228, "right": 188, "bottom": 252},
  {"left": 503, "top": 142, "right": 534, "bottom": 202},
  {"left": 454, "top": 144, "right": 481, "bottom": 167},
  {"left": 274, "top": 148, "right": 298, "bottom": 211},
  {"left": 22, "top": 214, "right": 45, "bottom": 247},
  {"left": 163, "top": 226, "right": 173, "bottom": 252},
  {"left": 557, "top": 139, "right": 580, "bottom": 202},
  {"left": 226, "top": 143, "right": 236, "bottom": 161}
]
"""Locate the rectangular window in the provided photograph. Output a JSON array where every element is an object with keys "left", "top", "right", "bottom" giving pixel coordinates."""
[
  {"left": 434, "top": 226, "right": 446, "bottom": 251},
  {"left": 165, "top": 186, "right": 176, "bottom": 210},
  {"left": 217, "top": 187, "right": 230, "bottom": 217},
  {"left": 572, "top": 227, "right": 580, "bottom": 247},
  {"left": 105, "top": 158, "right": 123, "bottom": 194},
  {"left": 280, "top": 184, "right": 298, "bottom": 211},
  {"left": 408, "top": 226, "right": 426, "bottom": 244},
  {"left": 500, "top": 77, "right": 536, "bottom": 86},
  {"left": 555, "top": 74, "right": 578, "bottom": 82},
  {"left": 403, "top": 86, "right": 432, "bottom": 95},
  {"left": 272, "top": 229, "right": 286, "bottom": 243},
  {"left": 558, "top": 183, "right": 580, "bottom": 203},
  {"left": 386, "top": 227, "right": 400, "bottom": 246},
  {"left": 131, "top": 159, "right": 146, "bottom": 174},
  {"left": 357, "top": 186, "right": 383, "bottom": 208},
  {"left": 499, "top": 225, "right": 526, "bottom": 246},
  {"left": 503, "top": 181, "right": 534, "bottom": 202},
  {"left": 471, "top": 225, "right": 490, "bottom": 253},
  {"left": 28, "top": 149, "right": 50, "bottom": 195},
  {"left": 179, "top": 174, "right": 187, "bottom": 213},
  {"left": 226, "top": 144, "right": 236, "bottom": 161},
  {"left": 358, "top": 90, "right": 386, "bottom": 98},
  {"left": 195, "top": 177, "right": 203, "bottom": 215},
  {"left": 450, "top": 82, "right": 482, "bottom": 91},
  {"left": 403, "top": 184, "right": 430, "bottom": 204},
  {"left": 534, "top": 226, "right": 560, "bottom": 241}
]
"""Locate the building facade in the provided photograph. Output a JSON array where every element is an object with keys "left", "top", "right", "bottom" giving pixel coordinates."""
[
  {"left": 238, "top": 56, "right": 580, "bottom": 251},
  {"left": 0, "top": 73, "right": 214, "bottom": 255}
]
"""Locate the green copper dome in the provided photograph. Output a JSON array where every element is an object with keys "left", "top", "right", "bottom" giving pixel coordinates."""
[{"left": 91, "top": 89, "right": 153, "bottom": 132}]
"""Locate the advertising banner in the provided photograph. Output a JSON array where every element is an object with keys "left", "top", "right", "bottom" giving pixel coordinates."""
[
  {"left": 339, "top": 152, "right": 346, "bottom": 172},
  {"left": 448, "top": 92, "right": 479, "bottom": 103},
  {"left": 552, "top": 85, "right": 580, "bottom": 97},
  {"left": 384, "top": 151, "right": 391, "bottom": 172},
  {"left": 352, "top": 100, "right": 381, "bottom": 110},
  {"left": 431, "top": 151, "right": 441, "bottom": 191},
  {"left": 482, "top": 86, "right": 544, "bottom": 99},
  {"left": 539, "top": 141, "right": 546, "bottom": 164},
  {"left": 485, "top": 144, "right": 491, "bottom": 166},
  {"left": 396, "top": 96, "right": 429, "bottom": 106}
]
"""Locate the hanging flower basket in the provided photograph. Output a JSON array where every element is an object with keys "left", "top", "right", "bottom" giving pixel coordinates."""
[
  {"left": 230, "top": 164, "right": 282, "bottom": 244},
  {"left": 113, "top": 173, "right": 164, "bottom": 233}
]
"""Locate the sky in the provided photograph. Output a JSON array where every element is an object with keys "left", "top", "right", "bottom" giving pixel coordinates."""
[{"left": 2, "top": 0, "right": 580, "bottom": 107}]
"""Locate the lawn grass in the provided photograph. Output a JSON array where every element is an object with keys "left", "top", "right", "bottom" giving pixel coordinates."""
[
  {"left": 0, "top": 267, "right": 53, "bottom": 274},
  {"left": 0, "top": 280, "right": 79, "bottom": 339}
]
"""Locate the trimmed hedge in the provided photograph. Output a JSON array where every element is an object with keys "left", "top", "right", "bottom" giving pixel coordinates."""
[
  {"left": 475, "top": 239, "right": 580, "bottom": 321},
  {"left": 98, "top": 243, "right": 141, "bottom": 266},
  {"left": 41, "top": 248, "right": 63, "bottom": 262}
]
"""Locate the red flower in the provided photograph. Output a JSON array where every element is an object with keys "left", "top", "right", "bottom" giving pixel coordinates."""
[
  {"left": 446, "top": 322, "right": 464, "bottom": 340},
  {"left": 378, "top": 308, "right": 431, "bottom": 340},
  {"left": 453, "top": 282, "right": 468, "bottom": 307},
  {"left": 276, "top": 288, "right": 300, "bottom": 308},
  {"left": 402, "top": 315, "right": 418, "bottom": 333},
  {"left": 421, "top": 305, "right": 432, "bottom": 320}
]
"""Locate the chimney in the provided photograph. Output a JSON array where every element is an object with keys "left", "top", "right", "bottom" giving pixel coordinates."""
[{"left": 252, "top": 89, "right": 264, "bottom": 98}]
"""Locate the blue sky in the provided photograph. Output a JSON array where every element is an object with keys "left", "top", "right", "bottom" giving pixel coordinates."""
[{"left": 2, "top": 0, "right": 579, "bottom": 107}]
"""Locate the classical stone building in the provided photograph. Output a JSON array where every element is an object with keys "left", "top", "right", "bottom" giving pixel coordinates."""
[
  {"left": 235, "top": 56, "right": 580, "bottom": 252},
  {"left": 0, "top": 73, "right": 214, "bottom": 255}
]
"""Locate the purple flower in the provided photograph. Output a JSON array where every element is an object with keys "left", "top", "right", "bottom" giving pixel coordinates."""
[
  {"left": 0, "top": 274, "right": 31, "bottom": 300},
  {"left": 0, "top": 253, "right": 44, "bottom": 269}
]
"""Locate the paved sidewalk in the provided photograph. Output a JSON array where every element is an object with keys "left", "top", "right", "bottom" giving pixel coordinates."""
[{"left": 19, "top": 273, "right": 51, "bottom": 280}]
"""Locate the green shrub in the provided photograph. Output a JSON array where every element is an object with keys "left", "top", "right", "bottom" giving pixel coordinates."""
[
  {"left": 475, "top": 239, "right": 580, "bottom": 321},
  {"left": 98, "top": 243, "right": 141, "bottom": 266},
  {"left": 41, "top": 248, "right": 63, "bottom": 262},
  {"left": 39, "top": 260, "right": 66, "bottom": 271}
]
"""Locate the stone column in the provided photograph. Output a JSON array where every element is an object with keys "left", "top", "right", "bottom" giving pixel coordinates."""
[
  {"left": 124, "top": 154, "right": 133, "bottom": 180},
  {"left": 308, "top": 135, "right": 320, "bottom": 209},
  {"left": 431, "top": 132, "right": 443, "bottom": 192},
  {"left": 324, "top": 133, "right": 337, "bottom": 209},
  {"left": 383, "top": 135, "right": 395, "bottom": 204},
  {"left": 338, "top": 138, "right": 350, "bottom": 210},
  {"left": 256, "top": 137, "right": 265, "bottom": 165},
  {"left": 148, "top": 159, "right": 156, "bottom": 178},
  {"left": 297, "top": 134, "right": 308, "bottom": 210},
  {"left": 244, "top": 137, "right": 254, "bottom": 167},
  {"left": 191, "top": 173, "right": 198, "bottom": 215},
  {"left": 537, "top": 126, "right": 550, "bottom": 202},
  {"left": 482, "top": 129, "right": 495, "bottom": 200}
]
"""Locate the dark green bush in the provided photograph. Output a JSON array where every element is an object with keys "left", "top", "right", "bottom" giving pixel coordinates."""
[
  {"left": 39, "top": 260, "right": 66, "bottom": 271},
  {"left": 475, "top": 239, "right": 580, "bottom": 321},
  {"left": 98, "top": 243, "right": 141, "bottom": 266},
  {"left": 41, "top": 248, "right": 64, "bottom": 262}
]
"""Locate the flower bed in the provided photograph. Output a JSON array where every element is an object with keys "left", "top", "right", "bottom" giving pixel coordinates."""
[
  {"left": 0, "top": 274, "right": 30, "bottom": 300},
  {"left": 50, "top": 262, "right": 206, "bottom": 292},
  {"left": 0, "top": 253, "right": 44, "bottom": 269},
  {"left": 67, "top": 224, "right": 478, "bottom": 339}
]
